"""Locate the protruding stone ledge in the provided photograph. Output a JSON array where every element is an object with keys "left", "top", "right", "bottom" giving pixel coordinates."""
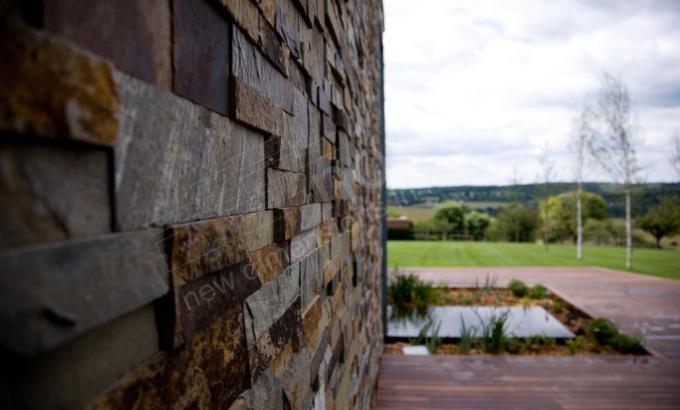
[{"left": 0, "top": 229, "right": 167, "bottom": 354}]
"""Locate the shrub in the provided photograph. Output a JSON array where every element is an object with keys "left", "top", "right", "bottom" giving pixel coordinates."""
[
  {"left": 388, "top": 274, "right": 419, "bottom": 309},
  {"left": 528, "top": 284, "right": 548, "bottom": 299},
  {"left": 609, "top": 334, "right": 645, "bottom": 354},
  {"left": 413, "top": 280, "right": 437, "bottom": 311},
  {"left": 586, "top": 318, "right": 619, "bottom": 344},
  {"left": 508, "top": 279, "right": 528, "bottom": 297}
]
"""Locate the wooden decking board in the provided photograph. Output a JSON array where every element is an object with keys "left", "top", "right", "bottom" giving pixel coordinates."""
[{"left": 376, "top": 267, "right": 680, "bottom": 409}]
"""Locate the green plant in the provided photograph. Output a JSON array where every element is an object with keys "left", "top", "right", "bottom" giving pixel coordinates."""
[
  {"left": 388, "top": 273, "right": 419, "bottom": 309},
  {"left": 505, "top": 338, "right": 523, "bottom": 354},
  {"left": 608, "top": 333, "right": 645, "bottom": 354},
  {"left": 522, "top": 335, "right": 556, "bottom": 351},
  {"left": 426, "top": 321, "right": 442, "bottom": 354},
  {"left": 477, "top": 310, "right": 510, "bottom": 354},
  {"left": 411, "top": 319, "right": 442, "bottom": 354},
  {"left": 458, "top": 316, "right": 477, "bottom": 354},
  {"left": 566, "top": 336, "right": 585, "bottom": 354},
  {"left": 586, "top": 318, "right": 619, "bottom": 344},
  {"left": 553, "top": 300, "right": 565, "bottom": 314},
  {"left": 481, "top": 274, "right": 497, "bottom": 294},
  {"left": 528, "top": 284, "right": 548, "bottom": 299},
  {"left": 508, "top": 279, "right": 528, "bottom": 297},
  {"left": 413, "top": 280, "right": 436, "bottom": 311}
]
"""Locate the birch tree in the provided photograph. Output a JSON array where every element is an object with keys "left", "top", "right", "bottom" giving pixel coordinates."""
[
  {"left": 587, "top": 73, "right": 641, "bottom": 269},
  {"left": 537, "top": 143, "right": 556, "bottom": 252},
  {"left": 569, "top": 104, "right": 592, "bottom": 260}
]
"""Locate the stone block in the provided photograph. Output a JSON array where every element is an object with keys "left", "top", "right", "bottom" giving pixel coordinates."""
[
  {"left": 247, "top": 298, "right": 302, "bottom": 381},
  {"left": 232, "top": 77, "right": 285, "bottom": 137},
  {"left": 274, "top": 203, "right": 321, "bottom": 241},
  {"left": 267, "top": 168, "right": 306, "bottom": 209},
  {"left": 337, "top": 130, "right": 352, "bottom": 167},
  {"left": 281, "top": 348, "right": 313, "bottom": 409},
  {"left": 44, "top": 0, "right": 172, "bottom": 90},
  {"left": 4, "top": 305, "right": 159, "bottom": 410},
  {"left": 258, "top": 12, "right": 288, "bottom": 75},
  {"left": 309, "top": 157, "right": 334, "bottom": 202},
  {"left": 275, "top": 2, "right": 302, "bottom": 60},
  {"left": 89, "top": 305, "right": 250, "bottom": 409},
  {"left": 114, "top": 72, "right": 265, "bottom": 230},
  {"left": 168, "top": 210, "right": 274, "bottom": 288},
  {"left": 301, "top": 248, "right": 322, "bottom": 310},
  {"left": 0, "top": 22, "right": 118, "bottom": 145},
  {"left": 0, "top": 229, "right": 168, "bottom": 354},
  {"left": 291, "top": 227, "right": 320, "bottom": 262},
  {"left": 244, "top": 262, "right": 300, "bottom": 343},
  {"left": 0, "top": 141, "right": 110, "bottom": 247},
  {"left": 233, "top": 27, "right": 293, "bottom": 113},
  {"left": 265, "top": 132, "right": 304, "bottom": 172},
  {"left": 249, "top": 241, "right": 290, "bottom": 285},
  {"left": 219, "top": 0, "right": 259, "bottom": 41},
  {"left": 173, "top": 0, "right": 231, "bottom": 114},
  {"left": 175, "top": 261, "right": 261, "bottom": 346}
]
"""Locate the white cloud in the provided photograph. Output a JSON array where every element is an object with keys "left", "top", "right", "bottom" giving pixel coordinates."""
[{"left": 385, "top": 0, "right": 680, "bottom": 188}]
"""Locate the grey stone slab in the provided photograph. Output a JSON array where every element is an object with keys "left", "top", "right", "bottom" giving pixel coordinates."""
[
  {"left": 244, "top": 262, "right": 301, "bottom": 343},
  {"left": 232, "top": 27, "right": 293, "bottom": 114},
  {"left": 301, "top": 249, "right": 321, "bottom": 310},
  {"left": 0, "top": 141, "right": 110, "bottom": 247},
  {"left": 321, "top": 202, "right": 333, "bottom": 221},
  {"left": 387, "top": 306, "right": 575, "bottom": 339},
  {"left": 291, "top": 227, "right": 319, "bottom": 262},
  {"left": 267, "top": 168, "right": 306, "bottom": 209},
  {"left": 281, "top": 348, "right": 312, "bottom": 409},
  {"left": 337, "top": 130, "right": 352, "bottom": 168},
  {"left": 309, "top": 157, "right": 333, "bottom": 202},
  {"left": 0, "top": 229, "right": 168, "bottom": 354},
  {"left": 5, "top": 304, "right": 158, "bottom": 409},
  {"left": 300, "top": 203, "right": 322, "bottom": 232},
  {"left": 114, "top": 71, "right": 264, "bottom": 229}
]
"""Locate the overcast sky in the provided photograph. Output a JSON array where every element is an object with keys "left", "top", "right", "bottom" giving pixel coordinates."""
[{"left": 384, "top": 0, "right": 680, "bottom": 188}]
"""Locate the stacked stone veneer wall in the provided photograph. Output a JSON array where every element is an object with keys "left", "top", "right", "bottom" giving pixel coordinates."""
[{"left": 0, "top": 0, "right": 384, "bottom": 408}]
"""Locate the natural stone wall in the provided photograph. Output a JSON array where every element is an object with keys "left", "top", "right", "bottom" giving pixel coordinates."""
[{"left": 0, "top": 1, "right": 384, "bottom": 408}]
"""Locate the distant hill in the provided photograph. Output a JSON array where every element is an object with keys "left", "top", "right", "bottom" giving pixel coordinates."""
[{"left": 388, "top": 182, "right": 680, "bottom": 218}]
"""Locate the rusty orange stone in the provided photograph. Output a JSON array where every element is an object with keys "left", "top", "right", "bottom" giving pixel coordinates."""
[{"left": 0, "top": 22, "right": 119, "bottom": 145}]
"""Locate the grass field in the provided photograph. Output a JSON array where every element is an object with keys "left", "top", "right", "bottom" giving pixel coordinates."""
[{"left": 388, "top": 241, "right": 680, "bottom": 280}]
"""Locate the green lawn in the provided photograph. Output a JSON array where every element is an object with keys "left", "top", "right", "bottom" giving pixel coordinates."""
[{"left": 388, "top": 241, "right": 680, "bottom": 280}]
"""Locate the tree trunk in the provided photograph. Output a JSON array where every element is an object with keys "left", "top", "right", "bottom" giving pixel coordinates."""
[
  {"left": 625, "top": 189, "right": 632, "bottom": 269},
  {"left": 576, "top": 182, "right": 583, "bottom": 260},
  {"left": 655, "top": 236, "right": 661, "bottom": 249}
]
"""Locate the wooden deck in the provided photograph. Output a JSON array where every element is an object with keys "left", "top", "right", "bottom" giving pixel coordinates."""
[
  {"left": 377, "top": 355, "right": 680, "bottom": 409},
  {"left": 375, "top": 267, "right": 680, "bottom": 409}
]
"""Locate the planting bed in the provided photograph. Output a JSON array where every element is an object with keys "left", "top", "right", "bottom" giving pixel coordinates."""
[{"left": 384, "top": 274, "right": 649, "bottom": 356}]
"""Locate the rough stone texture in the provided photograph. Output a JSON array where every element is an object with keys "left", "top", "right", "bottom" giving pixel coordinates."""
[
  {"left": 173, "top": 0, "right": 231, "bottom": 114},
  {"left": 114, "top": 72, "right": 265, "bottom": 229},
  {"left": 267, "top": 168, "right": 307, "bottom": 209},
  {"left": 0, "top": 22, "right": 119, "bottom": 145},
  {"left": 232, "top": 77, "right": 285, "bottom": 136},
  {"left": 0, "top": 141, "right": 110, "bottom": 247},
  {"left": 0, "top": 229, "right": 168, "bottom": 354},
  {"left": 1, "top": 1, "right": 384, "bottom": 408},
  {"left": 44, "top": 0, "right": 172, "bottom": 90},
  {"left": 2, "top": 305, "right": 159, "bottom": 410}
]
